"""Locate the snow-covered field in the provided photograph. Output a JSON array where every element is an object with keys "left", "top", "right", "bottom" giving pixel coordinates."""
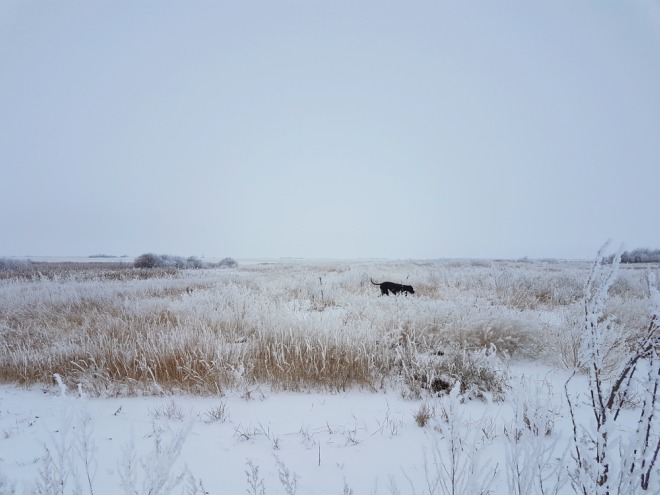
[{"left": 0, "top": 256, "right": 658, "bottom": 494}]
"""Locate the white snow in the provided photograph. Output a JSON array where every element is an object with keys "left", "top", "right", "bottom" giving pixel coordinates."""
[{"left": 0, "top": 364, "right": 579, "bottom": 494}]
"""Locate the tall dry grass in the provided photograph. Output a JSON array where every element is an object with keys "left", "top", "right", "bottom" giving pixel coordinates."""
[{"left": 1, "top": 258, "right": 657, "bottom": 396}]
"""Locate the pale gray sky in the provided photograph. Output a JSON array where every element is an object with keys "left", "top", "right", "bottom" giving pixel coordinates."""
[{"left": 2, "top": 1, "right": 659, "bottom": 260}]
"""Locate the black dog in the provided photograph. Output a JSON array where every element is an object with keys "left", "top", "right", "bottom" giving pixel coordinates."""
[{"left": 371, "top": 278, "right": 415, "bottom": 296}]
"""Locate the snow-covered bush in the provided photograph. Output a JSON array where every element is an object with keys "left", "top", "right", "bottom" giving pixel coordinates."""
[{"left": 399, "top": 342, "right": 509, "bottom": 401}]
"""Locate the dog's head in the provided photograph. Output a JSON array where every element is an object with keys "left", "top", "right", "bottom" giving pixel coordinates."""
[{"left": 404, "top": 285, "right": 415, "bottom": 294}]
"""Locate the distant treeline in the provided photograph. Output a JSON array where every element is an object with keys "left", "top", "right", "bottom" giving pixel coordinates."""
[
  {"left": 607, "top": 248, "right": 660, "bottom": 264},
  {"left": 133, "top": 253, "right": 237, "bottom": 269}
]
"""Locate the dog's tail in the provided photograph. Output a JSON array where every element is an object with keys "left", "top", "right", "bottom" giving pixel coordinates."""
[{"left": 370, "top": 278, "right": 381, "bottom": 286}]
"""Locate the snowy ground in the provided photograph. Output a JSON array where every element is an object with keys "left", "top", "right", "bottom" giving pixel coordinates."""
[{"left": 1, "top": 363, "right": 584, "bottom": 495}]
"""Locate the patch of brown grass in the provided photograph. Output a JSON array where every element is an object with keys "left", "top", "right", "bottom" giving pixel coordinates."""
[{"left": 246, "top": 330, "right": 390, "bottom": 392}]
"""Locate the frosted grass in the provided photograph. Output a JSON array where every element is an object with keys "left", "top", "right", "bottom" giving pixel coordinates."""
[{"left": 1, "top": 259, "right": 657, "bottom": 396}]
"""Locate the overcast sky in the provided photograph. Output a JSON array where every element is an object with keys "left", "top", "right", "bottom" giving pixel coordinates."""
[{"left": 1, "top": 1, "right": 659, "bottom": 260}]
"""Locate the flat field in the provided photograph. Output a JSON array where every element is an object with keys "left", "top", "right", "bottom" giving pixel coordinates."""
[{"left": 0, "top": 258, "right": 658, "bottom": 494}]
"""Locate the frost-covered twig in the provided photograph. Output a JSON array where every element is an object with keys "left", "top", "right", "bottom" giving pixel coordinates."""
[{"left": 566, "top": 246, "right": 660, "bottom": 494}]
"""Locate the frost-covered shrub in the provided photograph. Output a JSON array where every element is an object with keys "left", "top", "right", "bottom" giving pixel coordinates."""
[
  {"left": 441, "top": 346, "right": 509, "bottom": 400},
  {"left": 401, "top": 345, "right": 509, "bottom": 401},
  {"left": 549, "top": 311, "right": 585, "bottom": 370}
]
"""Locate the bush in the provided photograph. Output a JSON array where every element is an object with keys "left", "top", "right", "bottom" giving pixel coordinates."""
[
  {"left": 401, "top": 344, "right": 509, "bottom": 401},
  {"left": 218, "top": 257, "right": 238, "bottom": 268},
  {"left": 134, "top": 253, "right": 161, "bottom": 268}
]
